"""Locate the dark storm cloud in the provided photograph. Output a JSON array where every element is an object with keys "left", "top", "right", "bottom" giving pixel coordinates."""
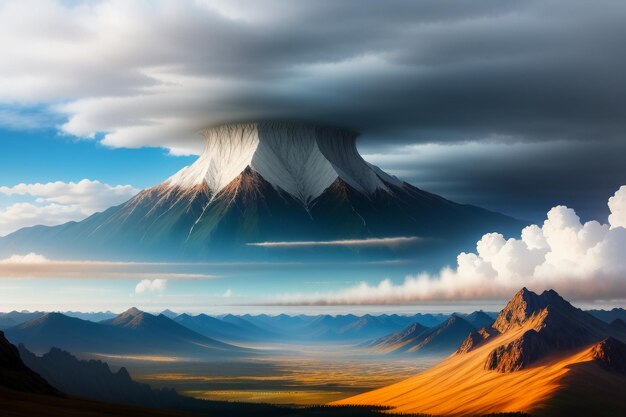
[
  {"left": 363, "top": 139, "right": 626, "bottom": 223},
  {"left": 2, "top": 0, "right": 625, "bottom": 219},
  {"left": 183, "top": 0, "right": 626, "bottom": 146}
]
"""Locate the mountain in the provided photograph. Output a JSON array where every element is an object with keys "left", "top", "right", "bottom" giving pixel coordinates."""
[
  {"left": 463, "top": 310, "right": 495, "bottom": 329},
  {"left": 63, "top": 311, "right": 117, "bottom": 322},
  {"left": 368, "top": 322, "right": 429, "bottom": 353},
  {"left": 279, "top": 313, "right": 409, "bottom": 342},
  {"left": 588, "top": 307, "right": 626, "bottom": 323},
  {"left": 294, "top": 314, "right": 359, "bottom": 340},
  {"left": 369, "top": 315, "right": 475, "bottom": 355},
  {"left": 404, "top": 312, "right": 450, "bottom": 328},
  {"left": 218, "top": 314, "right": 277, "bottom": 338},
  {"left": 0, "top": 334, "right": 277, "bottom": 417},
  {"left": 611, "top": 318, "right": 626, "bottom": 332},
  {"left": 481, "top": 288, "right": 617, "bottom": 372},
  {"left": 0, "top": 311, "right": 116, "bottom": 329},
  {"left": 5, "top": 309, "right": 247, "bottom": 357},
  {"left": 177, "top": 313, "right": 446, "bottom": 343},
  {"left": 333, "top": 314, "right": 405, "bottom": 341},
  {"left": 334, "top": 288, "right": 626, "bottom": 416},
  {"left": 238, "top": 313, "right": 314, "bottom": 334},
  {"left": 160, "top": 309, "right": 178, "bottom": 319},
  {"left": 14, "top": 344, "right": 293, "bottom": 417},
  {"left": 173, "top": 313, "right": 277, "bottom": 342},
  {"left": 100, "top": 308, "right": 246, "bottom": 354},
  {"left": 0, "top": 122, "right": 521, "bottom": 261},
  {"left": 5, "top": 313, "right": 121, "bottom": 354},
  {"left": 0, "top": 311, "right": 43, "bottom": 330},
  {"left": 0, "top": 331, "right": 57, "bottom": 395},
  {"left": 18, "top": 344, "right": 181, "bottom": 407}
]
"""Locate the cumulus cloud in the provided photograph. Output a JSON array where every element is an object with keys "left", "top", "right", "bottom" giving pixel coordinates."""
[
  {"left": 0, "top": 253, "right": 219, "bottom": 280},
  {"left": 272, "top": 186, "right": 626, "bottom": 304},
  {"left": 608, "top": 186, "right": 626, "bottom": 229},
  {"left": 0, "top": 179, "right": 139, "bottom": 236},
  {"left": 247, "top": 236, "right": 421, "bottom": 248},
  {"left": 135, "top": 279, "right": 167, "bottom": 294}
]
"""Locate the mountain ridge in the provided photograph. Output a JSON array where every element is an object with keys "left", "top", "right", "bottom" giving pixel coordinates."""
[
  {"left": 0, "top": 331, "right": 58, "bottom": 395},
  {"left": 369, "top": 314, "right": 476, "bottom": 355},
  {"left": 333, "top": 288, "right": 626, "bottom": 416},
  {"left": 5, "top": 309, "right": 247, "bottom": 358},
  {"left": 461, "top": 287, "right": 619, "bottom": 372}
]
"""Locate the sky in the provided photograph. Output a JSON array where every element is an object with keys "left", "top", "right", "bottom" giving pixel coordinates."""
[{"left": 0, "top": 0, "right": 625, "bottom": 312}]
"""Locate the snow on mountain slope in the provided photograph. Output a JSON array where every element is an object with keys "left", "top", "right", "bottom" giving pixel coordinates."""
[{"left": 167, "top": 122, "right": 389, "bottom": 205}]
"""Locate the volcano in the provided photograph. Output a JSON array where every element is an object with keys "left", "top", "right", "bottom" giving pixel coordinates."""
[{"left": 0, "top": 122, "right": 520, "bottom": 260}]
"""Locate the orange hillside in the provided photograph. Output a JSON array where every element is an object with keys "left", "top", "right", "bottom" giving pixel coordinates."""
[{"left": 332, "top": 288, "right": 626, "bottom": 416}]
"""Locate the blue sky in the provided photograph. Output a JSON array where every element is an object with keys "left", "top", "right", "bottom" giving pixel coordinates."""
[{"left": 0, "top": 127, "right": 193, "bottom": 189}]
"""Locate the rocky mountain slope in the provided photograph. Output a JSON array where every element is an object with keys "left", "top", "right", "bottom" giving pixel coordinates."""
[
  {"left": 334, "top": 288, "right": 626, "bottom": 416},
  {"left": 18, "top": 344, "right": 180, "bottom": 407},
  {"left": 463, "top": 288, "right": 618, "bottom": 372},
  {"left": 0, "top": 331, "right": 57, "bottom": 395}
]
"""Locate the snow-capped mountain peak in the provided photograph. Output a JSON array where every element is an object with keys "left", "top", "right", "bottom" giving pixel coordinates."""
[
  {"left": 167, "top": 122, "right": 396, "bottom": 205},
  {"left": 0, "top": 122, "right": 521, "bottom": 260}
]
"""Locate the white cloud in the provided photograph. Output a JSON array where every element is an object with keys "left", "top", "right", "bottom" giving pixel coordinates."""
[
  {"left": 608, "top": 186, "right": 626, "bottom": 229},
  {"left": 0, "top": 252, "right": 219, "bottom": 280},
  {"left": 0, "top": 0, "right": 281, "bottom": 153},
  {"left": 223, "top": 289, "right": 233, "bottom": 298},
  {"left": 2, "top": 0, "right": 624, "bottom": 157},
  {"left": 0, "top": 179, "right": 139, "bottom": 236},
  {"left": 247, "top": 236, "right": 421, "bottom": 248},
  {"left": 0, "top": 253, "right": 48, "bottom": 264},
  {"left": 135, "top": 279, "right": 167, "bottom": 294},
  {"left": 272, "top": 186, "right": 626, "bottom": 304}
]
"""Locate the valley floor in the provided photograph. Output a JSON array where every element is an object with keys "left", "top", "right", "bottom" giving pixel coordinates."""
[{"left": 90, "top": 343, "right": 440, "bottom": 406}]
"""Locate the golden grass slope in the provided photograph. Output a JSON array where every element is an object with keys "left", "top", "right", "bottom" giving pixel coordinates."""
[{"left": 332, "top": 316, "right": 626, "bottom": 416}]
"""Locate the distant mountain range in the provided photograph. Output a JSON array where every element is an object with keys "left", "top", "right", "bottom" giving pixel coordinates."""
[
  {"left": 334, "top": 288, "right": 626, "bottom": 416},
  {"left": 229, "top": 312, "right": 452, "bottom": 342},
  {"left": 0, "top": 310, "right": 116, "bottom": 330},
  {"left": 173, "top": 313, "right": 279, "bottom": 342},
  {"left": 587, "top": 307, "right": 626, "bottom": 323},
  {"left": 1, "top": 310, "right": 452, "bottom": 347},
  {"left": 369, "top": 314, "right": 484, "bottom": 355},
  {"left": 0, "top": 309, "right": 508, "bottom": 348},
  {"left": 4, "top": 308, "right": 247, "bottom": 358},
  {"left": 0, "top": 311, "right": 43, "bottom": 330}
]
